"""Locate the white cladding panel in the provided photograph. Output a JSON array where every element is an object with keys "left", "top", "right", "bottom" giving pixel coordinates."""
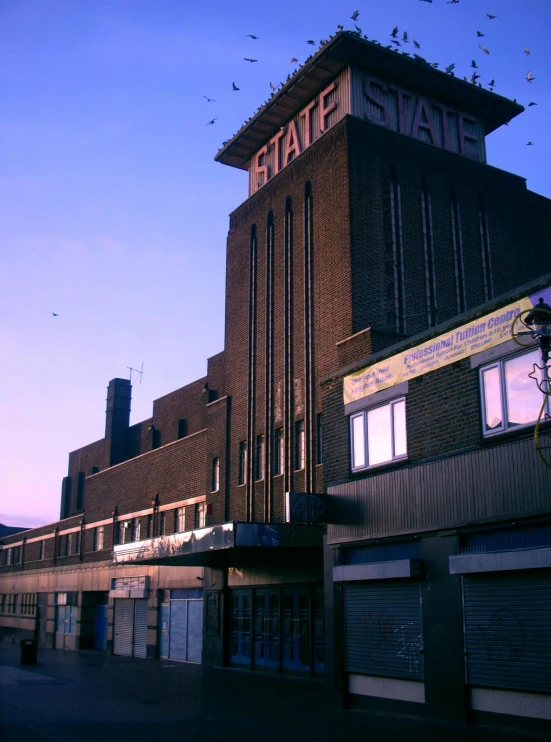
[
  {"left": 349, "top": 66, "right": 486, "bottom": 163},
  {"left": 247, "top": 67, "right": 352, "bottom": 196}
]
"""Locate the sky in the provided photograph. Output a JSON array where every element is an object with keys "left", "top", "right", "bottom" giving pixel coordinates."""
[{"left": 1, "top": 0, "right": 549, "bottom": 528}]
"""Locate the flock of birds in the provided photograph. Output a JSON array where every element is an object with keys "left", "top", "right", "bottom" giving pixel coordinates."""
[{"left": 197, "top": 5, "right": 538, "bottom": 150}]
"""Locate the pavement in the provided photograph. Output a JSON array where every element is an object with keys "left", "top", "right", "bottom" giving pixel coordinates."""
[{"left": 0, "top": 642, "right": 548, "bottom": 742}]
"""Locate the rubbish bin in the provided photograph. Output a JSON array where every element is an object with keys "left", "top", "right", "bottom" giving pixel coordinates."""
[{"left": 20, "top": 638, "right": 38, "bottom": 665}]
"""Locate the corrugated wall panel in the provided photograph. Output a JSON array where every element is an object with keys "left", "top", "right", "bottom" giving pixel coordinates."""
[
  {"left": 464, "top": 571, "right": 551, "bottom": 693},
  {"left": 132, "top": 599, "right": 148, "bottom": 659},
  {"left": 328, "top": 437, "right": 550, "bottom": 543},
  {"left": 113, "top": 599, "right": 133, "bottom": 657},
  {"left": 344, "top": 581, "right": 423, "bottom": 680}
]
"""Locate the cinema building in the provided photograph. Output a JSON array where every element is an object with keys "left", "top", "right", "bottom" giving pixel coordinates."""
[{"left": 1, "top": 32, "right": 550, "bottom": 728}]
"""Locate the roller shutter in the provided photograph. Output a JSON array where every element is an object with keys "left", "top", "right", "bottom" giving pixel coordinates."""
[
  {"left": 344, "top": 580, "right": 423, "bottom": 680},
  {"left": 133, "top": 599, "right": 148, "bottom": 659},
  {"left": 463, "top": 571, "right": 551, "bottom": 693},
  {"left": 113, "top": 599, "right": 133, "bottom": 657}
]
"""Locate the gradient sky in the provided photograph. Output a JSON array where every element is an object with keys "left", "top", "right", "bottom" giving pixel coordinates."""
[{"left": 1, "top": 0, "right": 549, "bottom": 527}]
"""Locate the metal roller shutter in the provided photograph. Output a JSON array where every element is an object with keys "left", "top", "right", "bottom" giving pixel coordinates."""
[
  {"left": 344, "top": 581, "right": 423, "bottom": 680},
  {"left": 464, "top": 571, "right": 551, "bottom": 693},
  {"left": 113, "top": 599, "right": 133, "bottom": 657},
  {"left": 133, "top": 599, "right": 148, "bottom": 659}
]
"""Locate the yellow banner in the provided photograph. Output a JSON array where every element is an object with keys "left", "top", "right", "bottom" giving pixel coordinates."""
[{"left": 343, "top": 296, "right": 535, "bottom": 405}]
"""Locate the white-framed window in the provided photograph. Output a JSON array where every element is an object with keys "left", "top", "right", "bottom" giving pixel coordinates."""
[
  {"left": 212, "top": 457, "right": 220, "bottom": 492},
  {"left": 238, "top": 441, "right": 247, "bottom": 485},
  {"left": 255, "top": 435, "right": 265, "bottom": 480},
  {"left": 197, "top": 502, "right": 206, "bottom": 528},
  {"left": 176, "top": 506, "right": 186, "bottom": 533},
  {"left": 295, "top": 420, "right": 305, "bottom": 471},
  {"left": 94, "top": 526, "right": 104, "bottom": 551},
  {"left": 480, "top": 348, "right": 549, "bottom": 437},
  {"left": 350, "top": 397, "right": 407, "bottom": 471},
  {"left": 275, "top": 428, "right": 284, "bottom": 475}
]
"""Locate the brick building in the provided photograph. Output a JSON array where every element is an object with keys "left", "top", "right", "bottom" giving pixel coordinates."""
[{"left": 1, "top": 32, "right": 550, "bottom": 728}]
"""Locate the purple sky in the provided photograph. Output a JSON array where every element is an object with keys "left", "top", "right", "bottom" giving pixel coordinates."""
[{"left": 1, "top": 0, "right": 549, "bottom": 528}]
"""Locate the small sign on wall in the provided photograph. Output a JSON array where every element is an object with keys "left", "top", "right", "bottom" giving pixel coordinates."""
[{"left": 285, "top": 492, "right": 329, "bottom": 524}]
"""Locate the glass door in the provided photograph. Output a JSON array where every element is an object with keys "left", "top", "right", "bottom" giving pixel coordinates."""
[
  {"left": 314, "top": 586, "right": 325, "bottom": 675},
  {"left": 230, "top": 589, "right": 252, "bottom": 667},
  {"left": 254, "top": 589, "right": 280, "bottom": 670},
  {"left": 282, "top": 587, "right": 311, "bottom": 673}
]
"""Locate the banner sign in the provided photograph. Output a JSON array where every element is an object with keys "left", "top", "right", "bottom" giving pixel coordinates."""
[{"left": 343, "top": 290, "right": 549, "bottom": 405}]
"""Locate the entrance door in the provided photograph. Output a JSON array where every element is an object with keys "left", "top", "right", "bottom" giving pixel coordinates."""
[
  {"left": 55, "top": 605, "right": 78, "bottom": 650},
  {"left": 230, "top": 589, "right": 252, "bottom": 667},
  {"left": 166, "top": 599, "right": 204, "bottom": 663},
  {"left": 254, "top": 589, "right": 280, "bottom": 670},
  {"left": 159, "top": 603, "right": 169, "bottom": 658},
  {"left": 94, "top": 605, "right": 108, "bottom": 651},
  {"left": 282, "top": 588, "right": 311, "bottom": 673}
]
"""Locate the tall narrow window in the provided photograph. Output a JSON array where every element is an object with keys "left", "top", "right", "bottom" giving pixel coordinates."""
[
  {"left": 275, "top": 428, "right": 284, "bottom": 475},
  {"left": 176, "top": 507, "right": 186, "bottom": 533},
  {"left": 146, "top": 515, "right": 153, "bottom": 539},
  {"left": 295, "top": 420, "right": 305, "bottom": 471},
  {"left": 450, "top": 190, "right": 466, "bottom": 313},
  {"left": 317, "top": 414, "right": 323, "bottom": 464},
  {"left": 238, "top": 441, "right": 247, "bottom": 485},
  {"left": 255, "top": 435, "right": 265, "bottom": 480},
  {"left": 94, "top": 526, "right": 104, "bottom": 551},
  {"left": 39, "top": 540, "right": 45, "bottom": 560},
  {"left": 421, "top": 181, "right": 437, "bottom": 327},
  {"left": 159, "top": 511, "right": 166, "bottom": 536},
  {"left": 74, "top": 531, "right": 80, "bottom": 555},
  {"left": 479, "top": 203, "right": 493, "bottom": 301},
  {"left": 197, "top": 502, "right": 206, "bottom": 529},
  {"left": 66, "top": 533, "right": 72, "bottom": 556},
  {"left": 212, "top": 457, "right": 220, "bottom": 492},
  {"left": 132, "top": 518, "right": 141, "bottom": 542},
  {"left": 177, "top": 419, "right": 188, "bottom": 439},
  {"left": 389, "top": 175, "right": 406, "bottom": 333}
]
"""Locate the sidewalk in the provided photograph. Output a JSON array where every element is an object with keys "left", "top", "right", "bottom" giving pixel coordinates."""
[{"left": 0, "top": 642, "right": 546, "bottom": 742}]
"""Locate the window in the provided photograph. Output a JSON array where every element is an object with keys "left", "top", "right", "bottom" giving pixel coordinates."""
[
  {"left": 212, "top": 457, "right": 220, "bottom": 492},
  {"left": 255, "top": 435, "right": 265, "bottom": 480},
  {"left": 74, "top": 531, "right": 80, "bottom": 555},
  {"left": 275, "top": 428, "right": 284, "bottom": 475},
  {"left": 317, "top": 414, "right": 323, "bottom": 464},
  {"left": 66, "top": 534, "right": 72, "bottom": 556},
  {"left": 295, "top": 421, "right": 305, "bottom": 471},
  {"left": 132, "top": 518, "right": 141, "bottom": 542},
  {"left": 176, "top": 507, "right": 186, "bottom": 533},
  {"left": 159, "top": 511, "right": 166, "bottom": 536},
  {"left": 146, "top": 514, "right": 153, "bottom": 539},
  {"left": 197, "top": 502, "right": 206, "bottom": 529},
  {"left": 238, "top": 441, "right": 247, "bottom": 485},
  {"left": 94, "top": 526, "right": 104, "bottom": 551},
  {"left": 39, "top": 540, "right": 45, "bottom": 560},
  {"left": 57, "top": 536, "right": 63, "bottom": 557},
  {"left": 4, "top": 548, "right": 12, "bottom": 566},
  {"left": 480, "top": 349, "right": 548, "bottom": 436},
  {"left": 350, "top": 398, "right": 407, "bottom": 471}
]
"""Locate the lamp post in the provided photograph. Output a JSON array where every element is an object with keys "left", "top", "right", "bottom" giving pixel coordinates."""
[{"left": 524, "top": 297, "right": 551, "bottom": 395}]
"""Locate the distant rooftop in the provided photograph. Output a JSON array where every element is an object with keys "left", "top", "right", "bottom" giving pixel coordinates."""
[{"left": 215, "top": 31, "right": 523, "bottom": 171}]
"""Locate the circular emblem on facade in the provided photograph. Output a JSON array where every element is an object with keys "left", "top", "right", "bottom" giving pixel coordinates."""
[{"left": 292, "top": 494, "right": 326, "bottom": 522}]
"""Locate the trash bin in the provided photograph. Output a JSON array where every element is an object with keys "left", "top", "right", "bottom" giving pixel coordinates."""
[{"left": 20, "top": 638, "right": 38, "bottom": 665}]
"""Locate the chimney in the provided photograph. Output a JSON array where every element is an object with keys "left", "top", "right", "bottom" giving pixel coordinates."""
[{"left": 105, "top": 378, "right": 131, "bottom": 467}]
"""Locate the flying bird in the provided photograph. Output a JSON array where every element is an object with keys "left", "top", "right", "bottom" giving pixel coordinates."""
[
  {"left": 337, "top": 24, "right": 344, "bottom": 31},
  {"left": 306, "top": 39, "right": 316, "bottom": 45},
  {"left": 528, "top": 101, "right": 537, "bottom": 106},
  {"left": 391, "top": 26, "right": 399, "bottom": 38},
  {"left": 471, "top": 59, "right": 478, "bottom": 69},
  {"left": 486, "top": 13, "right": 497, "bottom": 19},
  {"left": 526, "top": 71, "right": 535, "bottom": 82},
  {"left": 402, "top": 31, "right": 408, "bottom": 43},
  {"left": 446, "top": 63, "right": 455, "bottom": 74},
  {"left": 232, "top": 82, "right": 240, "bottom": 91},
  {"left": 206, "top": 117, "right": 218, "bottom": 126},
  {"left": 270, "top": 82, "right": 276, "bottom": 91},
  {"left": 431, "top": 62, "right": 439, "bottom": 68},
  {"left": 524, "top": 47, "right": 530, "bottom": 55},
  {"left": 52, "top": 312, "right": 59, "bottom": 316},
  {"left": 413, "top": 40, "right": 421, "bottom": 49},
  {"left": 526, "top": 141, "right": 534, "bottom": 146},
  {"left": 478, "top": 45, "right": 490, "bottom": 55},
  {"left": 447, "top": 0, "right": 459, "bottom": 4},
  {"left": 419, "top": 0, "right": 433, "bottom": 3},
  {"left": 202, "top": 95, "right": 215, "bottom": 102},
  {"left": 488, "top": 79, "right": 495, "bottom": 86},
  {"left": 354, "top": 24, "right": 362, "bottom": 33},
  {"left": 290, "top": 57, "right": 299, "bottom": 63},
  {"left": 477, "top": 31, "right": 484, "bottom": 37},
  {"left": 391, "top": 38, "right": 401, "bottom": 46},
  {"left": 351, "top": 10, "right": 359, "bottom": 20},
  {"left": 470, "top": 72, "right": 480, "bottom": 83},
  {"left": 246, "top": 34, "right": 258, "bottom": 39},
  {"left": 244, "top": 58, "right": 258, "bottom": 62}
]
